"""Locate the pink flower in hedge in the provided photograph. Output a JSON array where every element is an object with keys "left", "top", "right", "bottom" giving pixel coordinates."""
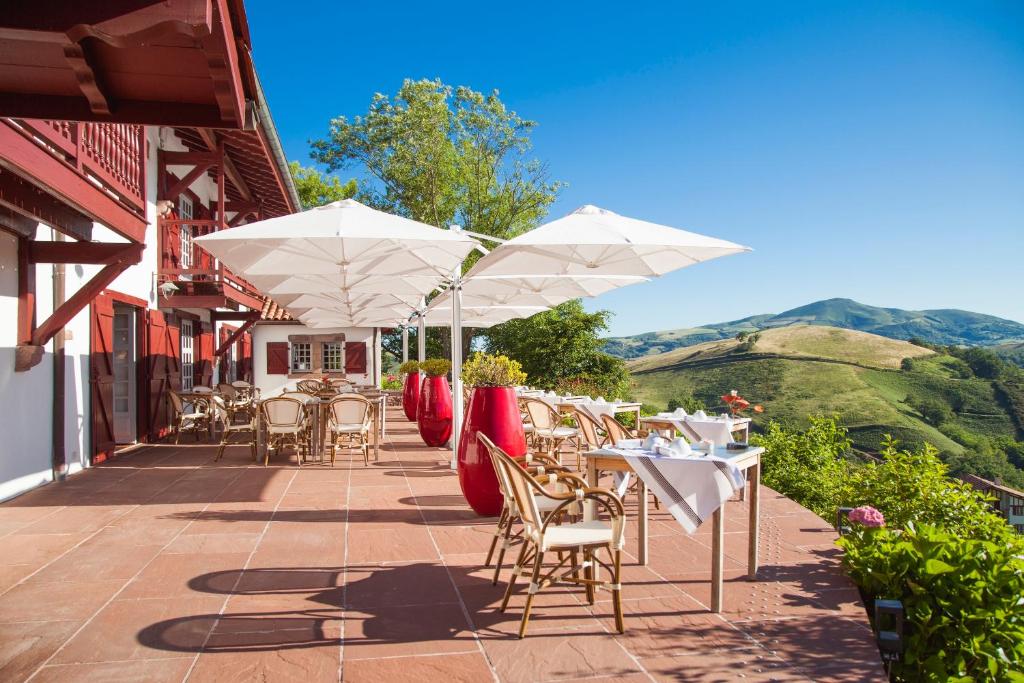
[{"left": 848, "top": 506, "right": 885, "bottom": 528}]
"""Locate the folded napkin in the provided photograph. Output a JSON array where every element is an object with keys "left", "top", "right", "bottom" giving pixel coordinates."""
[
  {"left": 654, "top": 437, "right": 693, "bottom": 458},
  {"left": 615, "top": 439, "right": 643, "bottom": 449},
  {"left": 693, "top": 410, "right": 707, "bottom": 419},
  {"left": 673, "top": 407, "right": 688, "bottom": 417},
  {"left": 594, "top": 396, "right": 607, "bottom": 404}
]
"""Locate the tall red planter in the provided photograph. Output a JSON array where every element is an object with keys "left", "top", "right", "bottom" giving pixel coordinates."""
[
  {"left": 457, "top": 386, "right": 526, "bottom": 516},
  {"left": 417, "top": 375, "right": 452, "bottom": 446},
  {"left": 402, "top": 373, "right": 420, "bottom": 421}
]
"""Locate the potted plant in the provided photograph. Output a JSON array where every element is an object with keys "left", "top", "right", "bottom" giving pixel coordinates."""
[
  {"left": 457, "top": 352, "right": 528, "bottom": 516},
  {"left": 416, "top": 359, "right": 453, "bottom": 446},
  {"left": 398, "top": 360, "right": 420, "bottom": 421}
]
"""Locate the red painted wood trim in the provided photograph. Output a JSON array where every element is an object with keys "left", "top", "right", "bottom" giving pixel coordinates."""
[
  {"left": 102, "top": 289, "right": 148, "bottom": 309},
  {"left": 158, "top": 294, "right": 228, "bottom": 309},
  {"left": 32, "top": 259, "right": 133, "bottom": 346},
  {"left": 17, "top": 236, "right": 35, "bottom": 345},
  {"left": 63, "top": 40, "right": 110, "bottom": 115},
  {"left": 0, "top": 122, "right": 146, "bottom": 242},
  {"left": 161, "top": 161, "right": 214, "bottom": 203},
  {"left": 0, "top": 170, "right": 94, "bottom": 240},
  {"left": 161, "top": 150, "right": 220, "bottom": 166},
  {"left": 211, "top": 310, "right": 260, "bottom": 322},
  {"left": 216, "top": 318, "right": 255, "bottom": 357},
  {"left": 28, "top": 241, "right": 142, "bottom": 264}
]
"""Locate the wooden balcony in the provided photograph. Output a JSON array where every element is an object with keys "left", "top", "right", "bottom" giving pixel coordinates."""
[
  {"left": 157, "top": 217, "right": 264, "bottom": 312},
  {"left": 0, "top": 118, "right": 147, "bottom": 242}
]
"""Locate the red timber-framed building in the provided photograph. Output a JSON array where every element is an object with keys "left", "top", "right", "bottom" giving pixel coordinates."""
[{"left": 0, "top": 1, "right": 299, "bottom": 499}]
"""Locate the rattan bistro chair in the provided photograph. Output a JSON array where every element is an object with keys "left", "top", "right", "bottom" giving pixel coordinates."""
[
  {"left": 169, "top": 390, "right": 211, "bottom": 443},
  {"left": 522, "top": 398, "right": 579, "bottom": 462},
  {"left": 484, "top": 440, "right": 587, "bottom": 587},
  {"left": 572, "top": 408, "right": 606, "bottom": 454},
  {"left": 260, "top": 397, "right": 309, "bottom": 466},
  {"left": 480, "top": 433, "right": 626, "bottom": 638},
  {"left": 327, "top": 395, "right": 372, "bottom": 466},
  {"left": 600, "top": 413, "right": 659, "bottom": 510},
  {"left": 297, "top": 379, "right": 324, "bottom": 394},
  {"left": 210, "top": 395, "right": 257, "bottom": 463}
]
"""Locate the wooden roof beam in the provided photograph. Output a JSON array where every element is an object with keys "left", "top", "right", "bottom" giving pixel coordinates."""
[
  {"left": 197, "top": 129, "right": 253, "bottom": 202},
  {"left": 62, "top": 38, "right": 111, "bottom": 115}
]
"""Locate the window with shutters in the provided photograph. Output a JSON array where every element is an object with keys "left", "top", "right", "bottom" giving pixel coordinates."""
[
  {"left": 180, "top": 320, "right": 194, "bottom": 391},
  {"left": 323, "top": 342, "right": 343, "bottom": 371},
  {"left": 291, "top": 342, "right": 311, "bottom": 372}
]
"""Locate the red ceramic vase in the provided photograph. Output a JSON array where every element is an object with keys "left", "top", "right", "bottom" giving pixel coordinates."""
[
  {"left": 457, "top": 386, "right": 526, "bottom": 516},
  {"left": 417, "top": 375, "right": 453, "bottom": 447},
  {"left": 402, "top": 372, "right": 420, "bottom": 421}
]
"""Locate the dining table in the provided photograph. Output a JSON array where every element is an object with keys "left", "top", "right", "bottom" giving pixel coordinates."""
[{"left": 582, "top": 443, "right": 764, "bottom": 613}]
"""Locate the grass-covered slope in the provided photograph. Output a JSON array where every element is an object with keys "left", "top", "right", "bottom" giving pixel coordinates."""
[
  {"left": 629, "top": 326, "right": 1023, "bottom": 484},
  {"left": 606, "top": 298, "right": 1024, "bottom": 359}
]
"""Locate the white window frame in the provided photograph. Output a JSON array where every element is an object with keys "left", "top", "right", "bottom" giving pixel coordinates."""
[
  {"left": 322, "top": 342, "right": 344, "bottom": 372},
  {"left": 291, "top": 342, "right": 312, "bottom": 372},
  {"left": 180, "top": 319, "right": 194, "bottom": 391}
]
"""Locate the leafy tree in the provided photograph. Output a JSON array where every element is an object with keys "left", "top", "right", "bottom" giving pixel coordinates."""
[
  {"left": 900, "top": 357, "right": 915, "bottom": 371},
  {"left": 311, "top": 78, "right": 564, "bottom": 360},
  {"left": 907, "top": 395, "right": 953, "bottom": 426},
  {"left": 481, "top": 300, "right": 630, "bottom": 399},
  {"left": 288, "top": 162, "right": 356, "bottom": 209}
]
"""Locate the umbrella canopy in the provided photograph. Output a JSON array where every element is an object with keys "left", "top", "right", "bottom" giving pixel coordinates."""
[
  {"left": 438, "top": 274, "right": 648, "bottom": 308},
  {"left": 194, "top": 199, "right": 479, "bottom": 327},
  {"left": 419, "top": 303, "right": 549, "bottom": 328},
  {"left": 470, "top": 204, "right": 750, "bottom": 278},
  {"left": 195, "top": 199, "right": 478, "bottom": 279}
]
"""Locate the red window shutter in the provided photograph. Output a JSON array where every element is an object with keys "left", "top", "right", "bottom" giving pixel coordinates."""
[
  {"left": 266, "top": 342, "right": 289, "bottom": 375},
  {"left": 89, "top": 293, "right": 116, "bottom": 463},
  {"left": 345, "top": 342, "right": 367, "bottom": 374},
  {"left": 198, "top": 323, "right": 214, "bottom": 386}
]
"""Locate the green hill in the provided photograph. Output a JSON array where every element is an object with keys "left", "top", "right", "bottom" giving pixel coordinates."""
[
  {"left": 605, "top": 298, "right": 1024, "bottom": 359},
  {"left": 629, "top": 325, "right": 1024, "bottom": 487}
]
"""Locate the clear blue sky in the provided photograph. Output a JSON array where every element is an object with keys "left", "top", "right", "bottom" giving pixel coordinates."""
[{"left": 246, "top": 0, "right": 1024, "bottom": 336}]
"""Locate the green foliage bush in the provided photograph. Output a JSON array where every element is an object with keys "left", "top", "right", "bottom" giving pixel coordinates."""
[
  {"left": 667, "top": 393, "right": 707, "bottom": 414},
  {"left": 419, "top": 359, "right": 451, "bottom": 377},
  {"left": 398, "top": 360, "right": 419, "bottom": 374},
  {"left": 907, "top": 395, "right": 954, "bottom": 426},
  {"left": 461, "top": 352, "right": 527, "bottom": 387},
  {"left": 758, "top": 418, "right": 1022, "bottom": 681},
  {"left": 838, "top": 523, "right": 1024, "bottom": 681},
  {"left": 752, "top": 415, "right": 853, "bottom": 520}
]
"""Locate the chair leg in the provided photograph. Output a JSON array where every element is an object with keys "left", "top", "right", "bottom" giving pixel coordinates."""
[
  {"left": 612, "top": 548, "right": 625, "bottom": 633},
  {"left": 249, "top": 432, "right": 257, "bottom": 462},
  {"left": 501, "top": 543, "right": 530, "bottom": 612},
  {"left": 485, "top": 507, "right": 508, "bottom": 568},
  {"left": 215, "top": 430, "right": 231, "bottom": 462},
  {"left": 175, "top": 419, "right": 182, "bottom": 445},
  {"left": 584, "top": 548, "right": 596, "bottom": 605},
  {"left": 519, "top": 549, "right": 545, "bottom": 638},
  {"left": 493, "top": 511, "right": 517, "bottom": 586}
]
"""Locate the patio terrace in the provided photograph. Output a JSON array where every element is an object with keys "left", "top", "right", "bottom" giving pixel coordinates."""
[{"left": 0, "top": 408, "right": 885, "bottom": 682}]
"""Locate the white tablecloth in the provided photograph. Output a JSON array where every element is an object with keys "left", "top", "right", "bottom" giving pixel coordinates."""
[
  {"left": 651, "top": 412, "right": 738, "bottom": 445},
  {"left": 608, "top": 448, "right": 744, "bottom": 533},
  {"left": 522, "top": 391, "right": 625, "bottom": 421}
]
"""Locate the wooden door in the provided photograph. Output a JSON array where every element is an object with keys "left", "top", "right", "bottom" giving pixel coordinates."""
[
  {"left": 240, "top": 331, "right": 252, "bottom": 382},
  {"left": 89, "top": 293, "right": 116, "bottom": 463},
  {"left": 145, "top": 309, "right": 180, "bottom": 441},
  {"left": 198, "top": 322, "right": 214, "bottom": 387}
]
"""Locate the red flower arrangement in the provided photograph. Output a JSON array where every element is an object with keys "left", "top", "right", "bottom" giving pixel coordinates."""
[{"left": 721, "top": 390, "right": 764, "bottom": 417}]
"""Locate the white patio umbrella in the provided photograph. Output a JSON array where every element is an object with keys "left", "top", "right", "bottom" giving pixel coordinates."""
[
  {"left": 195, "top": 198, "right": 479, "bottom": 332},
  {"left": 195, "top": 199, "right": 478, "bottom": 279},
  {"left": 437, "top": 274, "right": 648, "bottom": 308},
  {"left": 421, "top": 301, "right": 549, "bottom": 327},
  {"left": 471, "top": 204, "right": 750, "bottom": 277}
]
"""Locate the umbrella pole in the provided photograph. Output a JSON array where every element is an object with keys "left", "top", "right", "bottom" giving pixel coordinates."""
[
  {"left": 401, "top": 326, "right": 408, "bottom": 364},
  {"left": 450, "top": 271, "right": 463, "bottom": 470}
]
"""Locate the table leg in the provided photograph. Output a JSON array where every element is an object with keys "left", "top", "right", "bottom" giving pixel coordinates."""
[
  {"left": 748, "top": 458, "right": 760, "bottom": 580},
  {"left": 637, "top": 477, "right": 649, "bottom": 566},
  {"left": 711, "top": 504, "right": 724, "bottom": 612},
  {"left": 373, "top": 402, "right": 380, "bottom": 460},
  {"left": 585, "top": 459, "right": 598, "bottom": 521}
]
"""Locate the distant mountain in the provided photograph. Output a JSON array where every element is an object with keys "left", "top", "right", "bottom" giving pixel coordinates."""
[{"left": 604, "top": 298, "right": 1024, "bottom": 359}]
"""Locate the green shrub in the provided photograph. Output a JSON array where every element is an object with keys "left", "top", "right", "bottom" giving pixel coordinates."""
[
  {"left": 667, "top": 393, "right": 706, "bottom": 414},
  {"left": 419, "top": 358, "right": 451, "bottom": 377},
  {"left": 907, "top": 395, "right": 954, "bottom": 426},
  {"left": 461, "top": 352, "right": 527, "bottom": 387},
  {"left": 838, "top": 523, "right": 1024, "bottom": 681},
  {"left": 381, "top": 374, "right": 403, "bottom": 390},
  {"left": 752, "top": 415, "right": 852, "bottom": 520},
  {"left": 398, "top": 360, "right": 419, "bottom": 374},
  {"left": 901, "top": 357, "right": 915, "bottom": 371}
]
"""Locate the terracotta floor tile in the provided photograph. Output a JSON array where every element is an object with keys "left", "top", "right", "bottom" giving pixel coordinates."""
[
  {"left": 745, "top": 615, "right": 886, "bottom": 680},
  {"left": 0, "top": 533, "right": 89, "bottom": 566},
  {"left": 344, "top": 527, "right": 439, "bottom": 563},
  {"left": 642, "top": 651, "right": 807, "bottom": 682},
  {"left": 28, "top": 540, "right": 164, "bottom": 583},
  {"left": 163, "top": 533, "right": 262, "bottom": 555},
  {"left": 51, "top": 596, "right": 224, "bottom": 664},
  {"left": 344, "top": 561, "right": 459, "bottom": 609},
  {"left": 12, "top": 505, "right": 133, "bottom": 536},
  {"left": 0, "top": 578, "right": 124, "bottom": 623},
  {"left": 0, "top": 564, "right": 37, "bottom": 593},
  {"left": 342, "top": 652, "right": 493, "bottom": 682},
  {"left": 342, "top": 602, "right": 475, "bottom": 660},
  {"left": 31, "top": 657, "right": 195, "bottom": 683},
  {"left": 0, "top": 620, "right": 80, "bottom": 681},
  {"left": 481, "top": 630, "right": 644, "bottom": 683},
  {"left": 120, "top": 552, "right": 252, "bottom": 600}
]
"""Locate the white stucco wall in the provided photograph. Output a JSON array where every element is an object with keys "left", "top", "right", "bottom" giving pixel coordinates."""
[{"left": 252, "top": 323, "right": 380, "bottom": 396}]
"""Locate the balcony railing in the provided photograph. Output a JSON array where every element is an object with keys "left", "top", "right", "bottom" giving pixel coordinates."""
[
  {"left": 17, "top": 119, "right": 146, "bottom": 214},
  {"left": 158, "top": 217, "right": 264, "bottom": 310}
]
